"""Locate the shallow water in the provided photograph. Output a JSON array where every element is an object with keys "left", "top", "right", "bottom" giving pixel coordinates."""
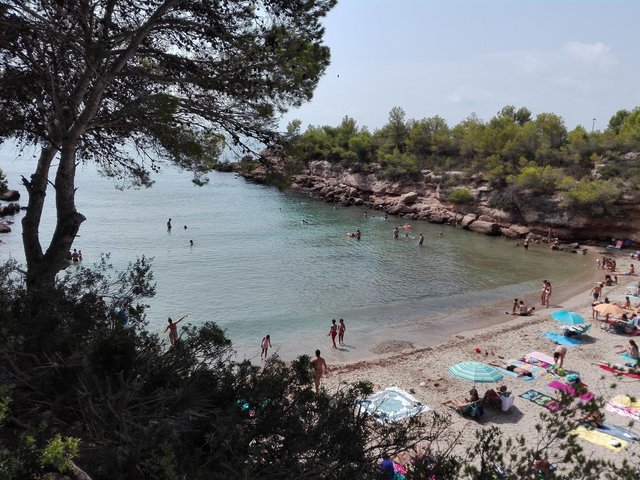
[{"left": 0, "top": 147, "right": 591, "bottom": 360}]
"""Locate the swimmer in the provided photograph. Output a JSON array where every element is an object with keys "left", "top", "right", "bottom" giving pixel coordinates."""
[
  {"left": 418, "top": 233, "right": 424, "bottom": 246},
  {"left": 184, "top": 225, "right": 187, "bottom": 229},
  {"left": 393, "top": 227, "right": 399, "bottom": 240},
  {"left": 189, "top": 240, "right": 194, "bottom": 247}
]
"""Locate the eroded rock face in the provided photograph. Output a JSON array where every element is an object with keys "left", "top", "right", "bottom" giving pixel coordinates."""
[
  {"left": 240, "top": 154, "right": 640, "bottom": 242},
  {"left": 0, "top": 224, "right": 11, "bottom": 234}
]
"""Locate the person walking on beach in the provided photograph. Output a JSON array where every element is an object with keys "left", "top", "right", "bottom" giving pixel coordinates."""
[
  {"left": 311, "top": 349, "right": 328, "bottom": 393},
  {"left": 338, "top": 318, "right": 346, "bottom": 346},
  {"left": 418, "top": 233, "right": 424, "bottom": 246},
  {"left": 328, "top": 319, "right": 338, "bottom": 348},
  {"left": 261, "top": 334, "right": 272, "bottom": 359},
  {"left": 164, "top": 314, "right": 188, "bottom": 347},
  {"left": 590, "top": 282, "right": 603, "bottom": 301}
]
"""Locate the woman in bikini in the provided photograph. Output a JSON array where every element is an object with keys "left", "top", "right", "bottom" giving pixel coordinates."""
[
  {"left": 328, "top": 319, "right": 338, "bottom": 348},
  {"left": 164, "top": 314, "right": 188, "bottom": 347}
]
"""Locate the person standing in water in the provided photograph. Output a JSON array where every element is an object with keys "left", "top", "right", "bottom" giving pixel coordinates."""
[
  {"left": 542, "top": 280, "right": 552, "bottom": 308},
  {"left": 167, "top": 218, "right": 172, "bottom": 230},
  {"left": 338, "top": 319, "right": 346, "bottom": 346},
  {"left": 418, "top": 233, "right": 424, "bottom": 246},
  {"left": 311, "top": 349, "right": 328, "bottom": 393},
  {"left": 355, "top": 229, "right": 361, "bottom": 240},
  {"left": 328, "top": 319, "right": 338, "bottom": 348},
  {"left": 261, "top": 334, "right": 272, "bottom": 359},
  {"left": 164, "top": 314, "right": 188, "bottom": 347},
  {"left": 393, "top": 227, "right": 399, "bottom": 239}
]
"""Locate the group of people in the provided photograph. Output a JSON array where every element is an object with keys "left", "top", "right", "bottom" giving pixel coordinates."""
[
  {"left": 65, "top": 248, "right": 83, "bottom": 262},
  {"left": 506, "top": 298, "right": 535, "bottom": 316},
  {"left": 597, "top": 256, "right": 617, "bottom": 272}
]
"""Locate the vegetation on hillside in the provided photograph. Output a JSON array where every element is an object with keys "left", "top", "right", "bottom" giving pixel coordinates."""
[{"left": 282, "top": 106, "right": 640, "bottom": 216}]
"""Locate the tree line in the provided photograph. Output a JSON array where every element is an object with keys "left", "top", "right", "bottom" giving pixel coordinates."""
[{"left": 281, "top": 106, "right": 640, "bottom": 216}]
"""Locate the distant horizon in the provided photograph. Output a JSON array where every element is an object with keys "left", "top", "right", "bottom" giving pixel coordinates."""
[{"left": 281, "top": 0, "right": 640, "bottom": 132}]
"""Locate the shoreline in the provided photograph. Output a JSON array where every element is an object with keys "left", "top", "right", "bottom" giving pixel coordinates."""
[
  {"left": 234, "top": 245, "right": 597, "bottom": 365},
  {"left": 321, "top": 248, "right": 639, "bottom": 465}
]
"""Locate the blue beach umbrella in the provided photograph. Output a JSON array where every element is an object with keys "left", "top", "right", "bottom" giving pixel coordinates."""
[
  {"left": 550, "top": 310, "right": 585, "bottom": 325},
  {"left": 448, "top": 361, "right": 503, "bottom": 383}
]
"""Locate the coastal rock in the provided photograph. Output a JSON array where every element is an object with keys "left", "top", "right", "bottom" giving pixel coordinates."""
[
  {"left": 460, "top": 213, "right": 477, "bottom": 228},
  {"left": 0, "top": 224, "right": 11, "bottom": 233},
  {"left": 0, "top": 203, "right": 20, "bottom": 217},
  {"left": 468, "top": 220, "right": 500, "bottom": 235},
  {"left": 399, "top": 191, "right": 419, "bottom": 205},
  {"left": 0, "top": 190, "right": 20, "bottom": 201}
]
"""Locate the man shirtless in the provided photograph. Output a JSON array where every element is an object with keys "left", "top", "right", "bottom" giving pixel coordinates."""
[{"left": 311, "top": 350, "right": 328, "bottom": 393}]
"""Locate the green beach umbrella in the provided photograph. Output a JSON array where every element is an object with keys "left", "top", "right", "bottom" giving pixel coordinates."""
[{"left": 448, "top": 361, "right": 503, "bottom": 383}]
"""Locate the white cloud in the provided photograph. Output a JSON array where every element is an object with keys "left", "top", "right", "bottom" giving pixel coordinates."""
[{"left": 562, "top": 41, "right": 617, "bottom": 67}]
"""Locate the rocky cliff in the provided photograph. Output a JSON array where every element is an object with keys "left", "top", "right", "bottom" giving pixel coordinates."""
[{"left": 241, "top": 158, "right": 640, "bottom": 244}]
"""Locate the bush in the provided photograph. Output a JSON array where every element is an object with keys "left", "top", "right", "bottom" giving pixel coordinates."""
[
  {"left": 511, "top": 165, "right": 564, "bottom": 195},
  {"left": 561, "top": 178, "right": 622, "bottom": 216},
  {"left": 447, "top": 187, "right": 475, "bottom": 204}
]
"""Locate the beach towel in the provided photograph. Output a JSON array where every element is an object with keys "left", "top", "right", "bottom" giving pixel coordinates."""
[
  {"left": 571, "top": 426, "right": 627, "bottom": 451},
  {"left": 547, "top": 381, "right": 595, "bottom": 403},
  {"left": 542, "top": 332, "right": 582, "bottom": 346},
  {"left": 521, "top": 351, "right": 555, "bottom": 368},
  {"left": 596, "top": 363, "right": 640, "bottom": 379},
  {"left": 519, "top": 390, "right": 561, "bottom": 411},
  {"left": 620, "top": 353, "right": 639, "bottom": 365},
  {"left": 605, "top": 395, "right": 640, "bottom": 422},
  {"left": 591, "top": 422, "right": 639, "bottom": 442},
  {"left": 357, "top": 387, "right": 431, "bottom": 423},
  {"left": 496, "top": 367, "right": 534, "bottom": 381}
]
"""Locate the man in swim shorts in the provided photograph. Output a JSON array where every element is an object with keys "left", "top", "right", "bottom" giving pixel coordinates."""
[
  {"left": 338, "top": 318, "right": 346, "bottom": 346},
  {"left": 328, "top": 319, "right": 338, "bottom": 348},
  {"left": 311, "top": 349, "right": 328, "bottom": 393}
]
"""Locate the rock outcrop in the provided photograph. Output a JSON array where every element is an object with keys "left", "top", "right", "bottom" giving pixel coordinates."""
[
  {"left": 1, "top": 190, "right": 20, "bottom": 201},
  {"left": 240, "top": 156, "right": 640, "bottom": 243}
]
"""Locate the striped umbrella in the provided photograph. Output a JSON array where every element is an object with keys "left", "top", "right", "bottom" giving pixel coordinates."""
[
  {"left": 448, "top": 361, "right": 503, "bottom": 383},
  {"left": 550, "top": 310, "right": 585, "bottom": 325}
]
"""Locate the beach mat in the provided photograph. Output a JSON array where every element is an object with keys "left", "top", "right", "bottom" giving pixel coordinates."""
[
  {"left": 571, "top": 426, "right": 627, "bottom": 451},
  {"left": 521, "top": 351, "right": 554, "bottom": 368},
  {"left": 620, "top": 353, "right": 639, "bottom": 365},
  {"left": 519, "top": 390, "right": 560, "bottom": 411},
  {"left": 496, "top": 367, "right": 534, "bottom": 381},
  {"left": 596, "top": 363, "right": 640, "bottom": 378},
  {"left": 605, "top": 395, "right": 640, "bottom": 422},
  {"left": 542, "top": 332, "right": 582, "bottom": 346},
  {"left": 548, "top": 381, "right": 595, "bottom": 403},
  {"left": 594, "top": 422, "right": 639, "bottom": 442}
]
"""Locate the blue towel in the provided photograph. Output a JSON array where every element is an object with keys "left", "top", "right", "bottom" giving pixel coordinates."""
[
  {"left": 495, "top": 367, "right": 534, "bottom": 381},
  {"left": 593, "top": 422, "right": 639, "bottom": 442},
  {"left": 542, "top": 332, "right": 582, "bottom": 346},
  {"left": 620, "top": 353, "right": 639, "bottom": 365}
]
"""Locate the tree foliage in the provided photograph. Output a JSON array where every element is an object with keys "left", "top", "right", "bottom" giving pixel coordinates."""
[{"left": 0, "top": 0, "right": 336, "bottom": 291}]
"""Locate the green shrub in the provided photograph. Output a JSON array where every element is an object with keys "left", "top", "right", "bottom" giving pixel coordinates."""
[
  {"left": 561, "top": 178, "right": 622, "bottom": 215},
  {"left": 511, "top": 165, "right": 564, "bottom": 195},
  {"left": 448, "top": 187, "right": 475, "bottom": 204}
]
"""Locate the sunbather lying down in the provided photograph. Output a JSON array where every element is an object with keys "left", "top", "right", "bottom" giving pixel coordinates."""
[{"left": 490, "top": 362, "right": 533, "bottom": 377}]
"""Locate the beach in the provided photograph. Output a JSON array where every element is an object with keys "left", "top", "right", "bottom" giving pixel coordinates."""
[{"left": 322, "top": 248, "right": 640, "bottom": 466}]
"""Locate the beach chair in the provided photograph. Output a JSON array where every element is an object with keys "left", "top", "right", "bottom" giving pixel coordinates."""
[
  {"left": 500, "top": 394, "right": 515, "bottom": 412},
  {"left": 561, "top": 324, "right": 592, "bottom": 337},
  {"left": 607, "top": 240, "right": 623, "bottom": 250}
]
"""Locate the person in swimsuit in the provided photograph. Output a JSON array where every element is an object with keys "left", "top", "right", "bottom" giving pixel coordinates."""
[
  {"left": 164, "top": 314, "right": 188, "bottom": 347},
  {"left": 261, "top": 334, "right": 272, "bottom": 359},
  {"left": 418, "top": 233, "right": 424, "bottom": 246},
  {"left": 553, "top": 345, "right": 567, "bottom": 368},
  {"left": 541, "top": 280, "right": 552, "bottom": 308},
  {"left": 490, "top": 362, "right": 533, "bottom": 377},
  {"left": 590, "top": 282, "right": 603, "bottom": 301},
  {"left": 328, "top": 319, "right": 338, "bottom": 348},
  {"left": 167, "top": 218, "right": 172, "bottom": 230},
  {"left": 393, "top": 227, "right": 399, "bottom": 239},
  {"left": 338, "top": 319, "right": 346, "bottom": 346},
  {"left": 311, "top": 349, "right": 328, "bottom": 393}
]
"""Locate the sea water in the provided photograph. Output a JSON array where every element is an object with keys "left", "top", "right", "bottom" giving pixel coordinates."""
[{"left": 0, "top": 147, "right": 591, "bottom": 360}]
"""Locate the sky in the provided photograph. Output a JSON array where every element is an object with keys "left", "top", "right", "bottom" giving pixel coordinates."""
[{"left": 281, "top": 0, "right": 640, "bottom": 132}]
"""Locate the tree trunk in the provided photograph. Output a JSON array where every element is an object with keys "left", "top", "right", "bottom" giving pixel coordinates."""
[{"left": 23, "top": 143, "right": 86, "bottom": 293}]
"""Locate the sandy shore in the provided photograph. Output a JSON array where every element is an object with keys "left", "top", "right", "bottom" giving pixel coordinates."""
[{"left": 323, "top": 248, "right": 640, "bottom": 466}]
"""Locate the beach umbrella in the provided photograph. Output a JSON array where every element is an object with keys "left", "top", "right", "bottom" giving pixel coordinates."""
[
  {"left": 550, "top": 310, "right": 585, "bottom": 325},
  {"left": 593, "top": 304, "right": 627, "bottom": 315},
  {"left": 448, "top": 361, "right": 503, "bottom": 383}
]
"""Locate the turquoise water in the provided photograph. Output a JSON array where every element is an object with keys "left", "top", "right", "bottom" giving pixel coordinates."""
[{"left": 1, "top": 146, "right": 591, "bottom": 360}]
